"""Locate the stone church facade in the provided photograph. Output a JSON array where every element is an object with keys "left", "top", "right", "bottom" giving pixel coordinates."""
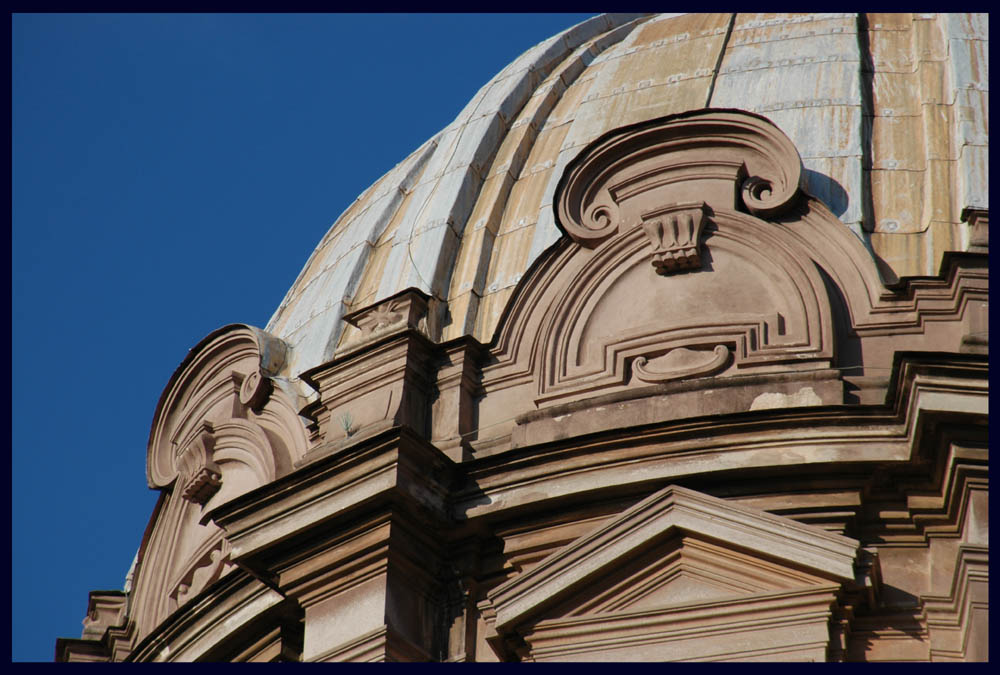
[{"left": 57, "top": 14, "right": 987, "bottom": 662}]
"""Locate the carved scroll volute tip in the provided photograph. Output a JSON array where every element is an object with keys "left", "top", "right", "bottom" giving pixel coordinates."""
[
  {"left": 739, "top": 163, "right": 802, "bottom": 219},
  {"left": 239, "top": 370, "right": 272, "bottom": 411},
  {"left": 580, "top": 202, "right": 621, "bottom": 244},
  {"left": 557, "top": 198, "right": 622, "bottom": 248}
]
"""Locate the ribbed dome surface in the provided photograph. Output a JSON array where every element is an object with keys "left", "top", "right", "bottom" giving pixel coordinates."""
[{"left": 266, "top": 12, "right": 988, "bottom": 377}]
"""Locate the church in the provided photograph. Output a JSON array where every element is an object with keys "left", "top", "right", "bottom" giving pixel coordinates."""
[{"left": 57, "top": 13, "right": 988, "bottom": 661}]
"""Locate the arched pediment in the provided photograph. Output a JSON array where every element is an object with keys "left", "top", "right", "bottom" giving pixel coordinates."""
[
  {"left": 147, "top": 323, "right": 307, "bottom": 504},
  {"left": 131, "top": 324, "right": 310, "bottom": 644},
  {"left": 488, "top": 110, "right": 838, "bottom": 407},
  {"left": 480, "top": 107, "right": 985, "bottom": 417},
  {"left": 534, "top": 205, "right": 835, "bottom": 404}
]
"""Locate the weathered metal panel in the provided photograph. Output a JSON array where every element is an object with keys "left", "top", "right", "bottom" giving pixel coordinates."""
[
  {"left": 562, "top": 15, "right": 725, "bottom": 149},
  {"left": 944, "top": 14, "right": 989, "bottom": 214},
  {"left": 713, "top": 15, "right": 865, "bottom": 233}
]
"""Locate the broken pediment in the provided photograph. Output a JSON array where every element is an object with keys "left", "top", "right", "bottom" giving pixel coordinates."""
[{"left": 484, "top": 486, "right": 864, "bottom": 661}]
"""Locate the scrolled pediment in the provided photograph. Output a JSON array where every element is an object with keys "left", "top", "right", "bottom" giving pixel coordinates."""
[
  {"left": 129, "top": 324, "right": 313, "bottom": 642},
  {"left": 479, "top": 109, "right": 838, "bottom": 407},
  {"left": 555, "top": 109, "right": 805, "bottom": 253},
  {"left": 147, "top": 324, "right": 307, "bottom": 500}
]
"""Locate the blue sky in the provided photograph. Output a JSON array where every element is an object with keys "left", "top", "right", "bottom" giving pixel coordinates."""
[{"left": 11, "top": 13, "right": 594, "bottom": 662}]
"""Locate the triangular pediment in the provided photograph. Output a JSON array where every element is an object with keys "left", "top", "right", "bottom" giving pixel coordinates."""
[
  {"left": 486, "top": 485, "right": 860, "bottom": 636},
  {"left": 556, "top": 535, "right": 830, "bottom": 619}
]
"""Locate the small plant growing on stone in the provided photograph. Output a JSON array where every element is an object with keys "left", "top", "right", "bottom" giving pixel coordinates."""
[{"left": 340, "top": 412, "right": 355, "bottom": 437}]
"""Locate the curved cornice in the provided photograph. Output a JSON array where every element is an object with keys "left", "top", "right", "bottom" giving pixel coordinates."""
[
  {"left": 555, "top": 109, "right": 805, "bottom": 248},
  {"left": 147, "top": 324, "right": 289, "bottom": 490}
]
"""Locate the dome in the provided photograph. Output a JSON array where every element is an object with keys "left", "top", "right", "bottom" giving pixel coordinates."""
[
  {"left": 59, "top": 12, "right": 988, "bottom": 664},
  {"left": 265, "top": 12, "right": 988, "bottom": 378}
]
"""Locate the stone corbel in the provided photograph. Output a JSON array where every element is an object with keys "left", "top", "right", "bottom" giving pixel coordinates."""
[
  {"left": 176, "top": 422, "right": 222, "bottom": 505},
  {"left": 640, "top": 202, "right": 709, "bottom": 274},
  {"left": 555, "top": 108, "right": 805, "bottom": 251}
]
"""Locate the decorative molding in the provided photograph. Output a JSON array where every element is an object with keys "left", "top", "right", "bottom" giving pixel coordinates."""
[
  {"left": 632, "top": 345, "right": 730, "bottom": 383},
  {"left": 922, "top": 544, "right": 989, "bottom": 661},
  {"left": 483, "top": 485, "right": 861, "bottom": 661},
  {"left": 486, "top": 485, "right": 860, "bottom": 635},
  {"left": 127, "top": 572, "right": 287, "bottom": 663},
  {"left": 555, "top": 109, "right": 804, "bottom": 249},
  {"left": 338, "top": 288, "right": 434, "bottom": 357},
  {"left": 462, "top": 355, "right": 988, "bottom": 520},
  {"left": 512, "top": 587, "right": 840, "bottom": 662},
  {"left": 961, "top": 207, "right": 988, "bottom": 253}
]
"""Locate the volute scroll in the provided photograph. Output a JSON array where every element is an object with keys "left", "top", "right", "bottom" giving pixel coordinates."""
[
  {"left": 147, "top": 324, "right": 309, "bottom": 505},
  {"left": 555, "top": 109, "right": 806, "bottom": 252}
]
